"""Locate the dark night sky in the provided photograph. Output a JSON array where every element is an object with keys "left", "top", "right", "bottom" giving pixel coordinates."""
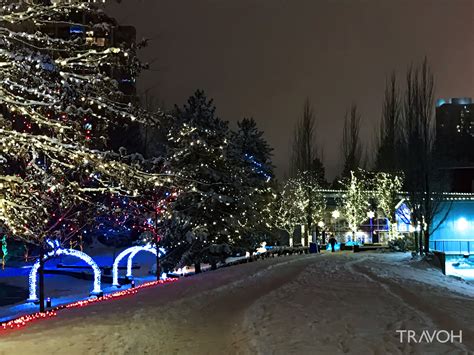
[{"left": 106, "top": 0, "right": 474, "bottom": 180}]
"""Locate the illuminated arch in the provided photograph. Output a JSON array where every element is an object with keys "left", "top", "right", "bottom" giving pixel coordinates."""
[
  {"left": 28, "top": 240, "right": 102, "bottom": 302},
  {"left": 111, "top": 244, "right": 166, "bottom": 287},
  {"left": 112, "top": 246, "right": 141, "bottom": 287},
  {"left": 126, "top": 244, "right": 165, "bottom": 279}
]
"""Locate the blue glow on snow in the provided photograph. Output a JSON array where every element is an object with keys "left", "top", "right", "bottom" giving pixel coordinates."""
[
  {"left": 28, "top": 241, "right": 102, "bottom": 302},
  {"left": 112, "top": 244, "right": 166, "bottom": 286},
  {"left": 445, "top": 255, "right": 474, "bottom": 280},
  {"left": 430, "top": 201, "right": 474, "bottom": 254},
  {"left": 326, "top": 243, "right": 341, "bottom": 251},
  {"left": 345, "top": 241, "right": 362, "bottom": 247}
]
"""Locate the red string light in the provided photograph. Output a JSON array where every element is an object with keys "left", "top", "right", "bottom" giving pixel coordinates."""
[
  {"left": 0, "top": 278, "right": 178, "bottom": 333},
  {"left": 1, "top": 311, "right": 57, "bottom": 331}
]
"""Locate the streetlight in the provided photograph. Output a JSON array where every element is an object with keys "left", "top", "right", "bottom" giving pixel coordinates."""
[
  {"left": 367, "top": 211, "right": 375, "bottom": 243},
  {"left": 316, "top": 221, "right": 325, "bottom": 246},
  {"left": 331, "top": 210, "right": 340, "bottom": 240}
]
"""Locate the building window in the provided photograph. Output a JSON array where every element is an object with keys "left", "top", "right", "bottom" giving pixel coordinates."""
[{"left": 86, "top": 31, "right": 106, "bottom": 47}]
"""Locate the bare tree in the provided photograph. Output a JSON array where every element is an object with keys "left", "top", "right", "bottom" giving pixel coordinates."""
[
  {"left": 289, "top": 98, "right": 327, "bottom": 246},
  {"left": 375, "top": 72, "right": 401, "bottom": 172},
  {"left": 341, "top": 104, "right": 362, "bottom": 179},
  {"left": 291, "top": 99, "right": 321, "bottom": 176},
  {"left": 401, "top": 58, "right": 451, "bottom": 254}
]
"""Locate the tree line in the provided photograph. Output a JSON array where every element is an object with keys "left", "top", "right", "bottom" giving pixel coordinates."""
[
  {"left": 0, "top": 2, "right": 450, "bottom": 311},
  {"left": 286, "top": 57, "right": 451, "bottom": 254}
]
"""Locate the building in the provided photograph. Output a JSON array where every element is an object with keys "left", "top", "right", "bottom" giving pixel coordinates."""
[
  {"left": 436, "top": 98, "right": 474, "bottom": 192},
  {"left": 436, "top": 97, "right": 474, "bottom": 164},
  {"left": 430, "top": 198, "right": 474, "bottom": 279},
  {"left": 3, "top": 1, "right": 137, "bottom": 98},
  {"left": 41, "top": 8, "right": 137, "bottom": 97}
]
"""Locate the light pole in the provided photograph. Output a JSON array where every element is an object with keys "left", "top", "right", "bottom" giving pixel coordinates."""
[
  {"left": 317, "top": 220, "right": 325, "bottom": 245},
  {"left": 367, "top": 211, "right": 375, "bottom": 243},
  {"left": 332, "top": 210, "right": 340, "bottom": 240}
]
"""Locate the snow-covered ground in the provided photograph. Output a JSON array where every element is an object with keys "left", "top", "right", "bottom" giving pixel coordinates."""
[
  {"left": 0, "top": 243, "right": 248, "bottom": 322},
  {"left": 0, "top": 245, "right": 161, "bottom": 320},
  {"left": 0, "top": 252, "right": 473, "bottom": 354}
]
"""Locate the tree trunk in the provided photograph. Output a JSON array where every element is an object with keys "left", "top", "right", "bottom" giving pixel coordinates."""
[
  {"left": 194, "top": 262, "right": 201, "bottom": 274},
  {"left": 413, "top": 231, "right": 418, "bottom": 254},
  {"left": 155, "top": 245, "right": 161, "bottom": 280},
  {"left": 306, "top": 220, "right": 311, "bottom": 247},
  {"left": 412, "top": 212, "right": 419, "bottom": 255},
  {"left": 423, "top": 230, "right": 430, "bottom": 255},
  {"left": 306, "top": 189, "right": 312, "bottom": 247},
  {"left": 155, "top": 211, "right": 160, "bottom": 280},
  {"left": 39, "top": 246, "right": 45, "bottom": 312},
  {"left": 418, "top": 232, "right": 423, "bottom": 255}
]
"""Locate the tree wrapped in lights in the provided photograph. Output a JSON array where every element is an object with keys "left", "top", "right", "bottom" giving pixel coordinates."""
[
  {"left": 0, "top": 126, "right": 162, "bottom": 237},
  {"left": 163, "top": 91, "right": 247, "bottom": 270},
  {"left": 0, "top": 0, "right": 165, "bottom": 234},
  {"left": 230, "top": 118, "right": 276, "bottom": 249},
  {"left": 0, "top": 0, "right": 167, "bottom": 310},
  {"left": 275, "top": 181, "right": 303, "bottom": 247},
  {"left": 1, "top": 234, "right": 7, "bottom": 270},
  {"left": 375, "top": 172, "right": 403, "bottom": 238},
  {"left": 93, "top": 182, "right": 178, "bottom": 277},
  {"left": 0, "top": 128, "right": 165, "bottom": 310},
  {"left": 339, "top": 170, "right": 371, "bottom": 241},
  {"left": 0, "top": 0, "right": 157, "bottom": 148},
  {"left": 275, "top": 172, "right": 326, "bottom": 246}
]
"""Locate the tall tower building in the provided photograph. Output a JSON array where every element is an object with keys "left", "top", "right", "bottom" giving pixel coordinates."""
[
  {"left": 436, "top": 97, "right": 474, "bottom": 164},
  {"left": 1, "top": 1, "right": 137, "bottom": 98},
  {"left": 436, "top": 98, "right": 474, "bottom": 192}
]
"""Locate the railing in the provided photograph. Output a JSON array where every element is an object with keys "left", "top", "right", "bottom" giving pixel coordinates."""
[{"left": 430, "top": 239, "right": 474, "bottom": 254}]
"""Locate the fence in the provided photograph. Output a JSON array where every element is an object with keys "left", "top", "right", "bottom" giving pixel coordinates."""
[{"left": 430, "top": 239, "right": 474, "bottom": 254}]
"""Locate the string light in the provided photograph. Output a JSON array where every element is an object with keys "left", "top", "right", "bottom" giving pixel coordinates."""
[
  {"left": 28, "top": 240, "right": 102, "bottom": 302},
  {"left": 1, "top": 278, "right": 178, "bottom": 332},
  {"left": 112, "top": 244, "right": 166, "bottom": 287},
  {"left": 126, "top": 244, "right": 165, "bottom": 278}
]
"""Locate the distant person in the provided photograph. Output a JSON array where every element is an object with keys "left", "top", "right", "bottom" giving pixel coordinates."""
[{"left": 328, "top": 236, "right": 337, "bottom": 252}]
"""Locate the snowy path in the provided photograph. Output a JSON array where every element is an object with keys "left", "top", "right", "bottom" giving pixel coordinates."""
[{"left": 0, "top": 252, "right": 473, "bottom": 354}]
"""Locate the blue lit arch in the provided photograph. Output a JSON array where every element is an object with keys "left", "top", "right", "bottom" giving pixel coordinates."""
[{"left": 28, "top": 240, "right": 102, "bottom": 302}]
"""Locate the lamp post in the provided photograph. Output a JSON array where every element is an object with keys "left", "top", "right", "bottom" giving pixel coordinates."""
[
  {"left": 332, "top": 210, "right": 340, "bottom": 240},
  {"left": 317, "top": 221, "right": 325, "bottom": 243},
  {"left": 367, "top": 211, "right": 375, "bottom": 243}
]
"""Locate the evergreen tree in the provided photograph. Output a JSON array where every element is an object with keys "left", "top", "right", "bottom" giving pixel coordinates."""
[
  {"left": 230, "top": 118, "right": 276, "bottom": 248},
  {"left": 163, "top": 91, "right": 242, "bottom": 269}
]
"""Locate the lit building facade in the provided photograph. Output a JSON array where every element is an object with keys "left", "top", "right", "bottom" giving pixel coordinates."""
[{"left": 430, "top": 199, "right": 474, "bottom": 279}]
